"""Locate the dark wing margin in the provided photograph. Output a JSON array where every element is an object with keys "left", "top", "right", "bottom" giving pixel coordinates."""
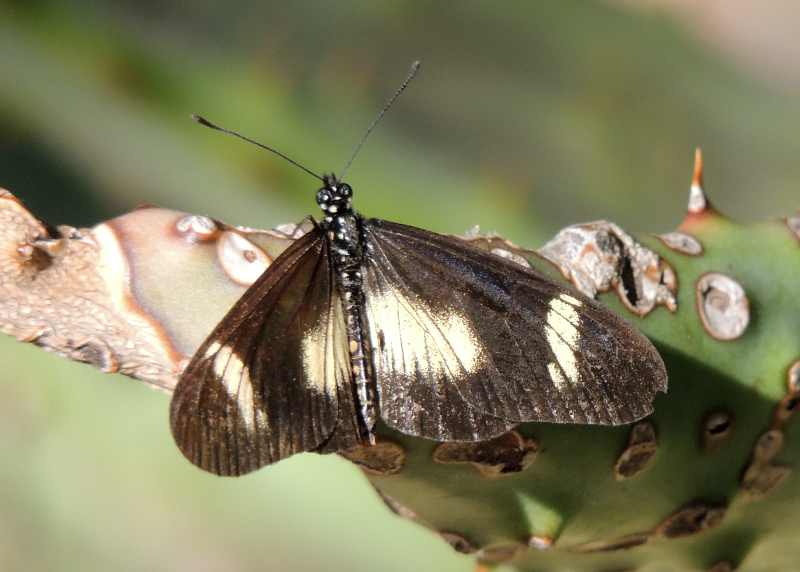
[
  {"left": 362, "top": 219, "right": 667, "bottom": 441},
  {"left": 170, "top": 227, "right": 360, "bottom": 476}
]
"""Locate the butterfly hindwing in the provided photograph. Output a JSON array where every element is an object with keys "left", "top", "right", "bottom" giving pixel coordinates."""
[
  {"left": 361, "top": 219, "right": 667, "bottom": 440},
  {"left": 170, "top": 227, "right": 360, "bottom": 476}
]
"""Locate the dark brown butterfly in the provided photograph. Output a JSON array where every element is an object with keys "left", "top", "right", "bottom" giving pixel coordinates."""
[{"left": 170, "top": 63, "right": 668, "bottom": 476}]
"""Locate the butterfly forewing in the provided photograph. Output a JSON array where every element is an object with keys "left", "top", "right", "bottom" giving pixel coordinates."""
[
  {"left": 362, "top": 219, "right": 667, "bottom": 440},
  {"left": 170, "top": 227, "right": 360, "bottom": 476}
]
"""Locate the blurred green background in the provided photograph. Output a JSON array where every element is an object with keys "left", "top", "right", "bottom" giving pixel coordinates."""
[{"left": 1, "top": 1, "right": 798, "bottom": 571}]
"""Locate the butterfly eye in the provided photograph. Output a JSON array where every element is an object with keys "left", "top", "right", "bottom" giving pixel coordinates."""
[
  {"left": 316, "top": 190, "right": 331, "bottom": 204},
  {"left": 340, "top": 184, "right": 352, "bottom": 198}
]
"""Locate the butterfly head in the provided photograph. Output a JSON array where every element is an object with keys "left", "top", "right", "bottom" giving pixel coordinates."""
[{"left": 316, "top": 174, "right": 354, "bottom": 217}]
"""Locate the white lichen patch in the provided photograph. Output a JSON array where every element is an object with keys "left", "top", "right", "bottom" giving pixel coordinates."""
[{"left": 539, "top": 221, "right": 677, "bottom": 316}]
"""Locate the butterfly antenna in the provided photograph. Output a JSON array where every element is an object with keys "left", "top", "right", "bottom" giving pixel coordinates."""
[
  {"left": 191, "top": 114, "right": 324, "bottom": 182},
  {"left": 339, "top": 60, "right": 421, "bottom": 179}
]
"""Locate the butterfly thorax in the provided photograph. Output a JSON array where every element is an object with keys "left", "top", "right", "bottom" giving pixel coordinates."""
[{"left": 316, "top": 176, "right": 376, "bottom": 443}]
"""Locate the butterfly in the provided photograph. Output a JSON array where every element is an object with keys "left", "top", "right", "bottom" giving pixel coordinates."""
[{"left": 169, "top": 63, "right": 668, "bottom": 476}]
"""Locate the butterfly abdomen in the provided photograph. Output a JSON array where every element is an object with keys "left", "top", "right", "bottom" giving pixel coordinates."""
[{"left": 322, "top": 193, "right": 377, "bottom": 443}]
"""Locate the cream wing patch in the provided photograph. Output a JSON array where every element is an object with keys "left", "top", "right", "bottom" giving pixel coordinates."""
[
  {"left": 300, "top": 295, "right": 347, "bottom": 395},
  {"left": 366, "top": 283, "right": 485, "bottom": 378},
  {"left": 204, "top": 340, "right": 257, "bottom": 430},
  {"left": 544, "top": 293, "right": 583, "bottom": 387}
]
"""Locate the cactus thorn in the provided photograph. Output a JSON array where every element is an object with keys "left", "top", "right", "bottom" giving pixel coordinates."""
[
  {"left": 687, "top": 147, "right": 710, "bottom": 214},
  {"left": 692, "top": 147, "right": 704, "bottom": 189},
  {"left": 681, "top": 147, "right": 721, "bottom": 230}
]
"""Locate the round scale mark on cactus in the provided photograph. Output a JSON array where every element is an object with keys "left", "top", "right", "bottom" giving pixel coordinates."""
[
  {"left": 657, "top": 231, "right": 703, "bottom": 256},
  {"left": 16, "top": 242, "right": 53, "bottom": 272},
  {"left": 740, "top": 463, "right": 791, "bottom": 502},
  {"left": 614, "top": 420, "right": 657, "bottom": 480},
  {"left": 373, "top": 488, "right": 417, "bottom": 520},
  {"left": 71, "top": 337, "right": 120, "bottom": 374},
  {"left": 775, "top": 361, "right": 800, "bottom": 426},
  {"left": 654, "top": 502, "right": 726, "bottom": 539},
  {"left": 476, "top": 543, "right": 526, "bottom": 564},
  {"left": 786, "top": 214, "right": 800, "bottom": 243},
  {"left": 216, "top": 230, "right": 272, "bottom": 286},
  {"left": 570, "top": 532, "right": 650, "bottom": 553},
  {"left": 272, "top": 221, "right": 312, "bottom": 240},
  {"left": 460, "top": 228, "right": 534, "bottom": 269},
  {"left": 490, "top": 247, "right": 531, "bottom": 268},
  {"left": 527, "top": 535, "right": 554, "bottom": 550},
  {"left": 787, "top": 360, "right": 800, "bottom": 394},
  {"left": 773, "top": 393, "right": 800, "bottom": 427},
  {"left": 174, "top": 214, "right": 219, "bottom": 243},
  {"left": 439, "top": 531, "right": 477, "bottom": 555},
  {"left": 753, "top": 429, "right": 783, "bottom": 463},
  {"left": 695, "top": 272, "right": 750, "bottom": 341},
  {"left": 739, "top": 429, "right": 790, "bottom": 502},
  {"left": 432, "top": 431, "right": 538, "bottom": 478},
  {"left": 702, "top": 411, "right": 734, "bottom": 451},
  {"left": 340, "top": 439, "right": 406, "bottom": 475}
]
